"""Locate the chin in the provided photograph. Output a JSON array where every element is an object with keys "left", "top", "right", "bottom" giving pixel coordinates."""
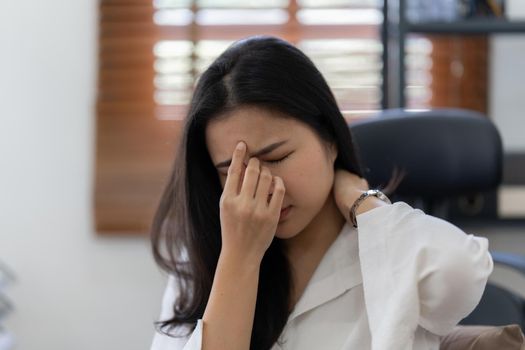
[
  {"left": 275, "top": 228, "right": 299, "bottom": 240},
  {"left": 274, "top": 217, "right": 306, "bottom": 240}
]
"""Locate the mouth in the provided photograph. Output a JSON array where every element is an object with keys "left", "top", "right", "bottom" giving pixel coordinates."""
[{"left": 279, "top": 206, "right": 292, "bottom": 221}]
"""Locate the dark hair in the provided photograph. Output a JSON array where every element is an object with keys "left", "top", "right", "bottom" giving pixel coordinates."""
[{"left": 150, "top": 35, "right": 401, "bottom": 349}]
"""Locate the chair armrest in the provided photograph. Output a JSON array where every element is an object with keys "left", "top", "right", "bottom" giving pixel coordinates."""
[
  {"left": 440, "top": 324, "right": 525, "bottom": 350},
  {"left": 491, "top": 251, "right": 525, "bottom": 276}
]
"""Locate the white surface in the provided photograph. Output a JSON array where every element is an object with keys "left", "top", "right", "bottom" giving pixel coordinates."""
[
  {"left": 0, "top": 1, "right": 523, "bottom": 350},
  {"left": 0, "top": 1, "right": 166, "bottom": 349},
  {"left": 499, "top": 185, "right": 525, "bottom": 218},
  {"left": 489, "top": 35, "right": 525, "bottom": 153},
  {"left": 507, "top": 0, "right": 525, "bottom": 20},
  {"left": 487, "top": 4, "right": 525, "bottom": 301}
]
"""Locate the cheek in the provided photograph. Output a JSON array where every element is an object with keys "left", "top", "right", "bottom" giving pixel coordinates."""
[
  {"left": 272, "top": 167, "right": 303, "bottom": 200},
  {"left": 288, "top": 157, "right": 334, "bottom": 195}
]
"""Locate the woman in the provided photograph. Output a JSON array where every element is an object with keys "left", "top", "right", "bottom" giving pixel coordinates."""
[{"left": 149, "top": 36, "right": 493, "bottom": 350}]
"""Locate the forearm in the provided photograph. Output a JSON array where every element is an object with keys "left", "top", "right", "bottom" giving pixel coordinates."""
[{"left": 202, "top": 251, "right": 261, "bottom": 350}]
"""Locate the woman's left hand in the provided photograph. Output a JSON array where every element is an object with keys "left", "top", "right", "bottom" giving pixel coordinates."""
[
  {"left": 333, "top": 169, "right": 391, "bottom": 222},
  {"left": 333, "top": 169, "right": 369, "bottom": 221}
]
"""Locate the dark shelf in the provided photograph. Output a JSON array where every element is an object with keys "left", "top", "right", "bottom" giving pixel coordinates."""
[
  {"left": 406, "top": 19, "right": 525, "bottom": 34},
  {"left": 383, "top": 0, "right": 525, "bottom": 109}
]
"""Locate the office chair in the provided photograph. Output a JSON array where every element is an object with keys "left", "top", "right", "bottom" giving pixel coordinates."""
[{"left": 348, "top": 108, "right": 525, "bottom": 331}]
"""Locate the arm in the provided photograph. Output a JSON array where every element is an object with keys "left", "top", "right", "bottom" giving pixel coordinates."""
[
  {"left": 201, "top": 251, "right": 261, "bottom": 350},
  {"left": 152, "top": 260, "right": 260, "bottom": 350},
  {"left": 150, "top": 252, "right": 261, "bottom": 350},
  {"left": 391, "top": 206, "right": 493, "bottom": 335},
  {"left": 152, "top": 142, "right": 283, "bottom": 350},
  {"left": 356, "top": 201, "right": 494, "bottom": 337},
  {"left": 201, "top": 142, "right": 284, "bottom": 349},
  {"left": 335, "top": 170, "right": 493, "bottom": 334}
]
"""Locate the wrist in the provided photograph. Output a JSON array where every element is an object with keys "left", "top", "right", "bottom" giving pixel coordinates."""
[
  {"left": 219, "top": 248, "right": 262, "bottom": 273},
  {"left": 354, "top": 195, "right": 390, "bottom": 217},
  {"left": 347, "top": 189, "right": 391, "bottom": 227}
]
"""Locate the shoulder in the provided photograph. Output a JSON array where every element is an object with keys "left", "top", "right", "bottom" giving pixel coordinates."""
[
  {"left": 357, "top": 201, "right": 467, "bottom": 236},
  {"left": 155, "top": 274, "right": 197, "bottom": 336},
  {"left": 157, "top": 274, "right": 178, "bottom": 322}
]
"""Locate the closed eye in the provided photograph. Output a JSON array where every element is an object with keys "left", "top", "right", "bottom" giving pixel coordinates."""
[
  {"left": 219, "top": 153, "right": 292, "bottom": 177},
  {"left": 266, "top": 154, "right": 290, "bottom": 164}
]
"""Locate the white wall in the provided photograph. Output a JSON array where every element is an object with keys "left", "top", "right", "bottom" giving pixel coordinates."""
[
  {"left": 486, "top": 0, "right": 525, "bottom": 297},
  {"left": 0, "top": 1, "right": 166, "bottom": 349},
  {"left": 490, "top": 0, "right": 525, "bottom": 152},
  {"left": 1, "top": 1, "right": 525, "bottom": 349},
  {"left": 490, "top": 35, "right": 525, "bottom": 153}
]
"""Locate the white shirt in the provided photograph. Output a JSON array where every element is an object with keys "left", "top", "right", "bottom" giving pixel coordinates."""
[{"left": 150, "top": 201, "right": 494, "bottom": 350}]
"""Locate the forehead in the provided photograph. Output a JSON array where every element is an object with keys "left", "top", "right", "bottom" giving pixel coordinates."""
[{"left": 205, "top": 106, "right": 307, "bottom": 155}]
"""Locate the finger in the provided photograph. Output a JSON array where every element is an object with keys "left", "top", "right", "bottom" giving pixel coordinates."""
[
  {"left": 267, "top": 176, "right": 277, "bottom": 204},
  {"left": 268, "top": 176, "right": 285, "bottom": 214},
  {"left": 240, "top": 157, "right": 260, "bottom": 198},
  {"left": 223, "top": 141, "right": 246, "bottom": 196},
  {"left": 255, "top": 166, "right": 273, "bottom": 204}
]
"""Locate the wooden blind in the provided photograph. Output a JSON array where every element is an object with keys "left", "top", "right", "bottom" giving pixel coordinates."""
[
  {"left": 95, "top": 0, "right": 383, "bottom": 234},
  {"left": 403, "top": 33, "right": 488, "bottom": 113},
  {"left": 426, "top": 35, "right": 488, "bottom": 114}
]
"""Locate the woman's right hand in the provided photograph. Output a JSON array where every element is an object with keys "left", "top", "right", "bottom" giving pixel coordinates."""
[{"left": 219, "top": 141, "right": 286, "bottom": 264}]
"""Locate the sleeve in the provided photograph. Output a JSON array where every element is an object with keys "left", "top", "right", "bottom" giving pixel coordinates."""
[
  {"left": 356, "top": 201, "right": 493, "bottom": 343},
  {"left": 150, "top": 274, "right": 204, "bottom": 350}
]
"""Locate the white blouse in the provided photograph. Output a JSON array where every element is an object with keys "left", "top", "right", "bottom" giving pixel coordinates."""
[{"left": 150, "top": 201, "right": 494, "bottom": 350}]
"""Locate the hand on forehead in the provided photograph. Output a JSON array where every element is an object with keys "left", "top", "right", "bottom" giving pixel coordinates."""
[{"left": 205, "top": 106, "right": 297, "bottom": 169}]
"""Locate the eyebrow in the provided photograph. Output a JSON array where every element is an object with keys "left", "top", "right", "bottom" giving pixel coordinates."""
[{"left": 215, "top": 140, "right": 289, "bottom": 168}]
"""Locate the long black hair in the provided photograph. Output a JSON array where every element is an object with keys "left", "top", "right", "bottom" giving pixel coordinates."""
[{"left": 150, "top": 35, "right": 400, "bottom": 349}]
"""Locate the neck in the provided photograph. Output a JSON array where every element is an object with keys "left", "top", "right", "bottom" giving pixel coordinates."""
[{"left": 284, "top": 190, "right": 347, "bottom": 273}]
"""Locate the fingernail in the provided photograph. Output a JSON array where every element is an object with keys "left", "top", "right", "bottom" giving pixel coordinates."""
[{"left": 236, "top": 141, "right": 245, "bottom": 150}]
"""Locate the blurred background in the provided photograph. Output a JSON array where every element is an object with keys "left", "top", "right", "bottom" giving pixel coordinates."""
[{"left": 0, "top": 0, "right": 524, "bottom": 349}]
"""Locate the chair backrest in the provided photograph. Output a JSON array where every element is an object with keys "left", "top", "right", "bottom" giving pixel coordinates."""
[{"left": 348, "top": 108, "right": 503, "bottom": 198}]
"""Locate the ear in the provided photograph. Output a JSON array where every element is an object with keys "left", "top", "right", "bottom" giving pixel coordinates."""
[{"left": 328, "top": 142, "right": 338, "bottom": 163}]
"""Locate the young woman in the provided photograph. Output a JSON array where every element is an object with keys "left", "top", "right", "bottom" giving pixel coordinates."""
[{"left": 149, "top": 36, "right": 493, "bottom": 350}]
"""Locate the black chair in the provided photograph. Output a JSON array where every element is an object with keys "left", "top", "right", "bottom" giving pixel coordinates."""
[{"left": 348, "top": 108, "right": 525, "bottom": 331}]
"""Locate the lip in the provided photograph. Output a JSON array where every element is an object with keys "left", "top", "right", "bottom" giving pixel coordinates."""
[{"left": 279, "top": 206, "right": 292, "bottom": 221}]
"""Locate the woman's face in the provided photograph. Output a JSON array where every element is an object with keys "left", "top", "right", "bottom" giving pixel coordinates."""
[{"left": 205, "top": 105, "right": 337, "bottom": 239}]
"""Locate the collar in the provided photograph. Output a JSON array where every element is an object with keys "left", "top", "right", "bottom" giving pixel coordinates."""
[{"left": 287, "top": 221, "right": 362, "bottom": 322}]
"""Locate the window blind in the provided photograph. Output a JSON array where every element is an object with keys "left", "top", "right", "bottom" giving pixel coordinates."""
[
  {"left": 152, "top": 0, "right": 384, "bottom": 120},
  {"left": 95, "top": 0, "right": 386, "bottom": 234}
]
